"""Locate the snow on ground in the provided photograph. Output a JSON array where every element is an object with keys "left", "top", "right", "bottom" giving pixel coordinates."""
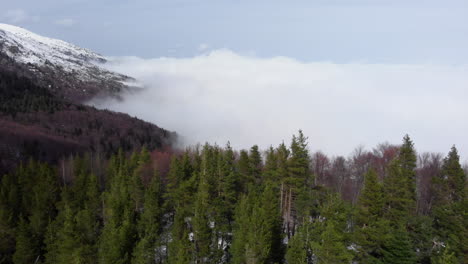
[{"left": 0, "top": 23, "right": 123, "bottom": 83}]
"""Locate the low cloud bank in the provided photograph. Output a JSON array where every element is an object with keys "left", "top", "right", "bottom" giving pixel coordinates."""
[{"left": 92, "top": 50, "right": 468, "bottom": 159}]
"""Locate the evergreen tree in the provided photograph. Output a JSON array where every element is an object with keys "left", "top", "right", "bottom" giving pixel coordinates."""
[
  {"left": 407, "top": 216, "right": 433, "bottom": 263},
  {"left": 249, "top": 145, "right": 263, "bottom": 184},
  {"left": 168, "top": 210, "right": 193, "bottom": 264},
  {"left": 358, "top": 169, "right": 385, "bottom": 220},
  {"left": 383, "top": 159, "right": 413, "bottom": 225},
  {"left": 311, "top": 221, "right": 353, "bottom": 264},
  {"left": 213, "top": 143, "right": 240, "bottom": 261},
  {"left": 381, "top": 225, "right": 416, "bottom": 264},
  {"left": 431, "top": 244, "right": 458, "bottom": 264},
  {"left": 441, "top": 146, "right": 466, "bottom": 202},
  {"left": 398, "top": 135, "right": 417, "bottom": 205},
  {"left": 231, "top": 184, "right": 283, "bottom": 264},
  {"left": 99, "top": 156, "right": 136, "bottom": 264},
  {"left": 44, "top": 161, "right": 101, "bottom": 264},
  {"left": 133, "top": 169, "right": 165, "bottom": 264},
  {"left": 282, "top": 131, "right": 311, "bottom": 238},
  {"left": 12, "top": 217, "right": 40, "bottom": 264},
  {"left": 285, "top": 224, "right": 310, "bottom": 264},
  {"left": 0, "top": 172, "right": 20, "bottom": 263},
  {"left": 355, "top": 169, "right": 391, "bottom": 263},
  {"left": 193, "top": 165, "right": 213, "bottom": 263},
  {"left": 288, "top": 130, "right": 311, "bottom": 188},
  {"left": 238, "top": 150, "right": 253, "bottom": 193},
  {"left": 263, "top": 146, "right": 279, "bottom": 184},
  {"left": 431, "top": 146, "right": 467, "bottom": 261}
]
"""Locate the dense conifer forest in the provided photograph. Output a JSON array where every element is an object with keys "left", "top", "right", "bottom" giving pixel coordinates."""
[{"left": 1, "top": 131, "right": 466, "bottom": 263}]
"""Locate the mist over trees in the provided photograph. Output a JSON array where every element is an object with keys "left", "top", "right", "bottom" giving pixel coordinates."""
[{"left": 0, "top": 132, "right": 466, "bottom": 263}]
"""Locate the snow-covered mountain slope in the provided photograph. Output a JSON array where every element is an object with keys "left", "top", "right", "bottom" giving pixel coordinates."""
[{"left": 0, "top": 23, "right": 131, "bottom": 102}]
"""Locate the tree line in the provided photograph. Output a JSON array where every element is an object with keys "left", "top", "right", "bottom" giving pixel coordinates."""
[{"left": 0, "top": 131, "right": 466, "bottom": 263}]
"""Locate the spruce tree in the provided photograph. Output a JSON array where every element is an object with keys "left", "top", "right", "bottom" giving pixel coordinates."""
[
  {"left": 431, "top": 244, "right": 458, "bottom": 264},
  {"left": 238, "top": 150, "right": 253, "bottom": 193},
  {"left": 398, "top": 135, "right": 417, "bottom": 204},
  {"left": 288, "top": 130, "right": 311, "bottom": 188},
  {"left": 231, "top": 184, "right": 283, "bottom": 264},
  {"left": 12, "top": 217, "right": 40, "bottom": 264},
  {"left": 263, "top": 146, "right": 279, "bottom": 184},
  {"left": 285, "top": 224, "right": 310, "bottom": 264},
  {"left": 193, "top": 167, "right": 212, "bottom": 263},
  {"left": 355, "top": 169, "right": 391, "bottom": 263},
  {"left": 311, "top": 221, "right": 353, "bottom": 264},
  {"left": 249, "top": 145, "right": 263, "bottom": 184},
  {"left": 0, "top": 172, "right": 20, "bottom": 263},
  {"left": 99, "top": 156, "right": 136, "bottom": 264},
  {"left": 383, "top": 159, "right": 413, "bottom": 225},
  {"left": 441, "top": 146, "right": 466, "bottom": 203},
  {"left": 381, "top": 225, "right": 416, "bottom": 264},
  {"left": 431, "top": 146, "right": 467, "bottom": 261},
  {"left": 168, "top": 210, "right": 193, "bottom": 263},
  {"left": 133, "top": 169, "right": 165, "bottom": 264}
]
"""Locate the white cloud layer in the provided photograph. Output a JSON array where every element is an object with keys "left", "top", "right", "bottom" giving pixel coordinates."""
[{"left": 93, "top": 50, "right": 468, "bottom": 159}]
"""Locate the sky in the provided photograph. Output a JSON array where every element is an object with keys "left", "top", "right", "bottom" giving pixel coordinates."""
[
  {"left": 2, "top": 0, "right": 468, "bottom": 63},
  {"left": 2, "top": 1, "right": 468, "bottom": 160}
]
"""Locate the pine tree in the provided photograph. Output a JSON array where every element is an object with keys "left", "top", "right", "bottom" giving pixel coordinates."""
[
  {"left": 212, "top": 143, "right": 240, "bottom": 261},
  {"left": 218, "top": 143, "right": 240, "bottom": 219},
  {"left": 45, "top": 162, "right": 101, "bottom": 264},
  {"left": 231, "top": 184, "right": 283, "bottom": 264},
  {"left": 431, "top": 244, "right": 458, "bottom": 264},
  {"left": 381, "top": 225, "right": 416, "bottom": 264},
  {"left": 166, "top": 151, "right": 197, "bottom": 263},
  {"left": 355, "top": 169, "right": 391, "bottom": 263},
  {"left": 285, "top": 224, "right": 310, "bottom": 264},
  {"left": 133, "top": 169, "right": 165, "bottom": 264},
  {"left": 431, "top": 146, "right": 467, "bottom": 261},
  {"left": 288, "top": 130, "right": 311, "bottom": 188},
  {"left": 441, "top": 146, "right": 465, "bottom": 203},
  {"left": 238, "top": 150, "right": 253, "bottom": 193},
  {"left": 383, "top": 159, "right": 413, "bottom": 225},
  {"left": 311, "top": 221, "right": 353, "bottom": 264},
  {"left": 358, "top": 169, "right": 385, "bottom": 221},
  {"left": 168, "top": 210, "right": 193, "bottom": 264},
  {"left": 0, "top": 172, "right": 20, "bottom": 263},
  {"left": 282, "top": 131, "right": 311, "bottom": 238},
  {"left": 249, "top": 145, "right": 263, "bottom": 184},
  {"left": 13, "top": 217, "right": 41, "bottom": 264},
  {"left": 407, "top": 216, "right": 433, "bottom": 263},
  {"left": 99, "top": 156, "right": 136, "bottom": 264},
  {"left": 12, "top": 161, "right": 60, "bottom": 264},
  {"left": 398, "top": 135, "right": 417, "bottom": 205},
  {"left": 230, "top": 193, "right": 251, "bottom": 264},
  {"left": 263, "top": 146, "right": 279, "bottom": 184},
  {"left": 193, "top": 166, "right": 212, "bottom": 263}
]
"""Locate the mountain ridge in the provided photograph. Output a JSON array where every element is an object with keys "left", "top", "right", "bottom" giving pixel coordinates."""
[{"left": 0, "top": 23, "right": 132, "bottom": 103}]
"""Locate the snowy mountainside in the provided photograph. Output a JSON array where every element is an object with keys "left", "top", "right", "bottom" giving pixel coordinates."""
[{"left": 0, "top": 23, "right": 132, "bottom": 102}]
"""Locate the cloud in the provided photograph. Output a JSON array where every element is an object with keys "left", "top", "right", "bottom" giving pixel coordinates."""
[
  {"left": 3, "top": 9, "right": 39, "bottom": 24},
  {"left": 93, "top": 50, "right": 468, "bottom": 159},
  {"left": 54, "top": 18, "right": 76, "bottom": 27}
]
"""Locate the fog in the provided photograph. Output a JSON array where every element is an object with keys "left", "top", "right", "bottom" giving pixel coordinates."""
[{"left": 91, "top": 50, "right": 468, "bottom": 160}]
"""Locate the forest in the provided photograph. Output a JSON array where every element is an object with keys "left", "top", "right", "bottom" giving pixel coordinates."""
[
  {"left": 0, "top": 131, "right": 466, "bottom": 264},
  {"left": 0, "top": 68, "right": 174, "bottom": 174}
]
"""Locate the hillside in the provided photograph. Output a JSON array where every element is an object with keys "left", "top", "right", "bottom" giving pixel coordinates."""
[{"left": 0, "top": 24, "right": 176, "bottom": 174}]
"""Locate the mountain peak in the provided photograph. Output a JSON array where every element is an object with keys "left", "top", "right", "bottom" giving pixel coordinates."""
[{"left": 0, "top": 23, "right": 130, "bottom": 103}]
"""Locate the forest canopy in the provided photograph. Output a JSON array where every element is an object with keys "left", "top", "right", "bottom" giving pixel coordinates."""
[{"left": 0, "top": 132, "right": 466, "bottom": 264}]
